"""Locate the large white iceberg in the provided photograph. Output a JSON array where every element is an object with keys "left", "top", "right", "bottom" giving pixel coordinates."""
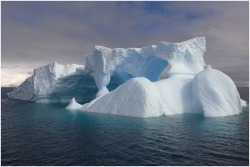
[
  {"left": 8, "top": 37, "right": 206, "bottom": 102},
  {"left": 68, "top": 65, "right": 245, "bottom": 117},
  {"left": 8, "top": 37, "right": 247, "bottom": 117}
]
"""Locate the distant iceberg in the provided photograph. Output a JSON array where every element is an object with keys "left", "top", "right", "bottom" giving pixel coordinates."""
[{"left": 8, "top": 37, "right": 247, "bottom": 117}]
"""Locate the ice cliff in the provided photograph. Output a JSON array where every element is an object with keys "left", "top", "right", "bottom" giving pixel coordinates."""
[
  {"left": 7, "top": 62, "right": 89, "bottom": 102},
  {"left": 7, "top": 37, "right": 247, "bottom": 117}
]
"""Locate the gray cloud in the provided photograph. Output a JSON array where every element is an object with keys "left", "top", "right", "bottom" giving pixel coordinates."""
[{"left": 1, "top": 1, "right": 249, "bottom": 86}]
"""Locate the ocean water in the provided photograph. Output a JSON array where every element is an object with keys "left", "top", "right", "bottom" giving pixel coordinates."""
[{"left": 1, "top": 87, "right": 249, "bottom": 166}]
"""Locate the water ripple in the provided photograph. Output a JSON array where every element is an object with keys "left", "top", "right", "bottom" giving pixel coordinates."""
[{"left": 1, "top": 96, "right": 249, "bottom": 166}]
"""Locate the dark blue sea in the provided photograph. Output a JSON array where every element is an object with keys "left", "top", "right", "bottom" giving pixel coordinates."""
[{"left": 1, "top": 87, "right": 249, "bottom": 166}]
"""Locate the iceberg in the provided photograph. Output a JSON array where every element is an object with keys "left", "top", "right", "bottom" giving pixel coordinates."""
[
  {"left": 70, "top": 65, "right": 244, "bottom": 117},
  {"left": 8, "top": 37, "right": 206, "bottom": 102},
  {"left": 69, "top": 76, "right": 194, "bottom": 117},
  {"left": 81, "top": 77, "right": 165, "bottom": 118},
  {"left": 7, "top": 62, "right": 88, "bottom": 102},
  {"left": 66, "top": 97, "right": 83, "bottom": 110},
  {"left": 86, "top": 37, "right": 206, "bottom": 97},
  {"left": 8, "top": 37, "right": 248, "bottom": 117}
]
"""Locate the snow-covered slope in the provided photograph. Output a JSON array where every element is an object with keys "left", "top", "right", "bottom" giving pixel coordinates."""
[
  {"left": 7, "top": 62, "right": 85, "bottom": 102},
  {"left": 81, "top": 77, "right": 165, "bottom": 117}
]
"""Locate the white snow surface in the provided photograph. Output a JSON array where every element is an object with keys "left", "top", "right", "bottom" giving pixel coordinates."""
[{"left": 7, "top": 62, "right": 84, "bottom": 101}]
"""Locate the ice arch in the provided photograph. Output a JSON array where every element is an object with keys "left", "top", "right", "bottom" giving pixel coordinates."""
[{"left": 86, "top": 37, "right": 206, "bottom": 97}]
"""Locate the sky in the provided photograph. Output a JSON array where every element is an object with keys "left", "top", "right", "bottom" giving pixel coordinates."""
[{"left": 1, "top": 1, "right": 249, "bottom": 87}]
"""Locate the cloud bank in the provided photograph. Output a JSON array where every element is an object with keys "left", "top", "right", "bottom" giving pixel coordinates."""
[{"left": 1, "top": 1, "right": 249, "bottom": 86}]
